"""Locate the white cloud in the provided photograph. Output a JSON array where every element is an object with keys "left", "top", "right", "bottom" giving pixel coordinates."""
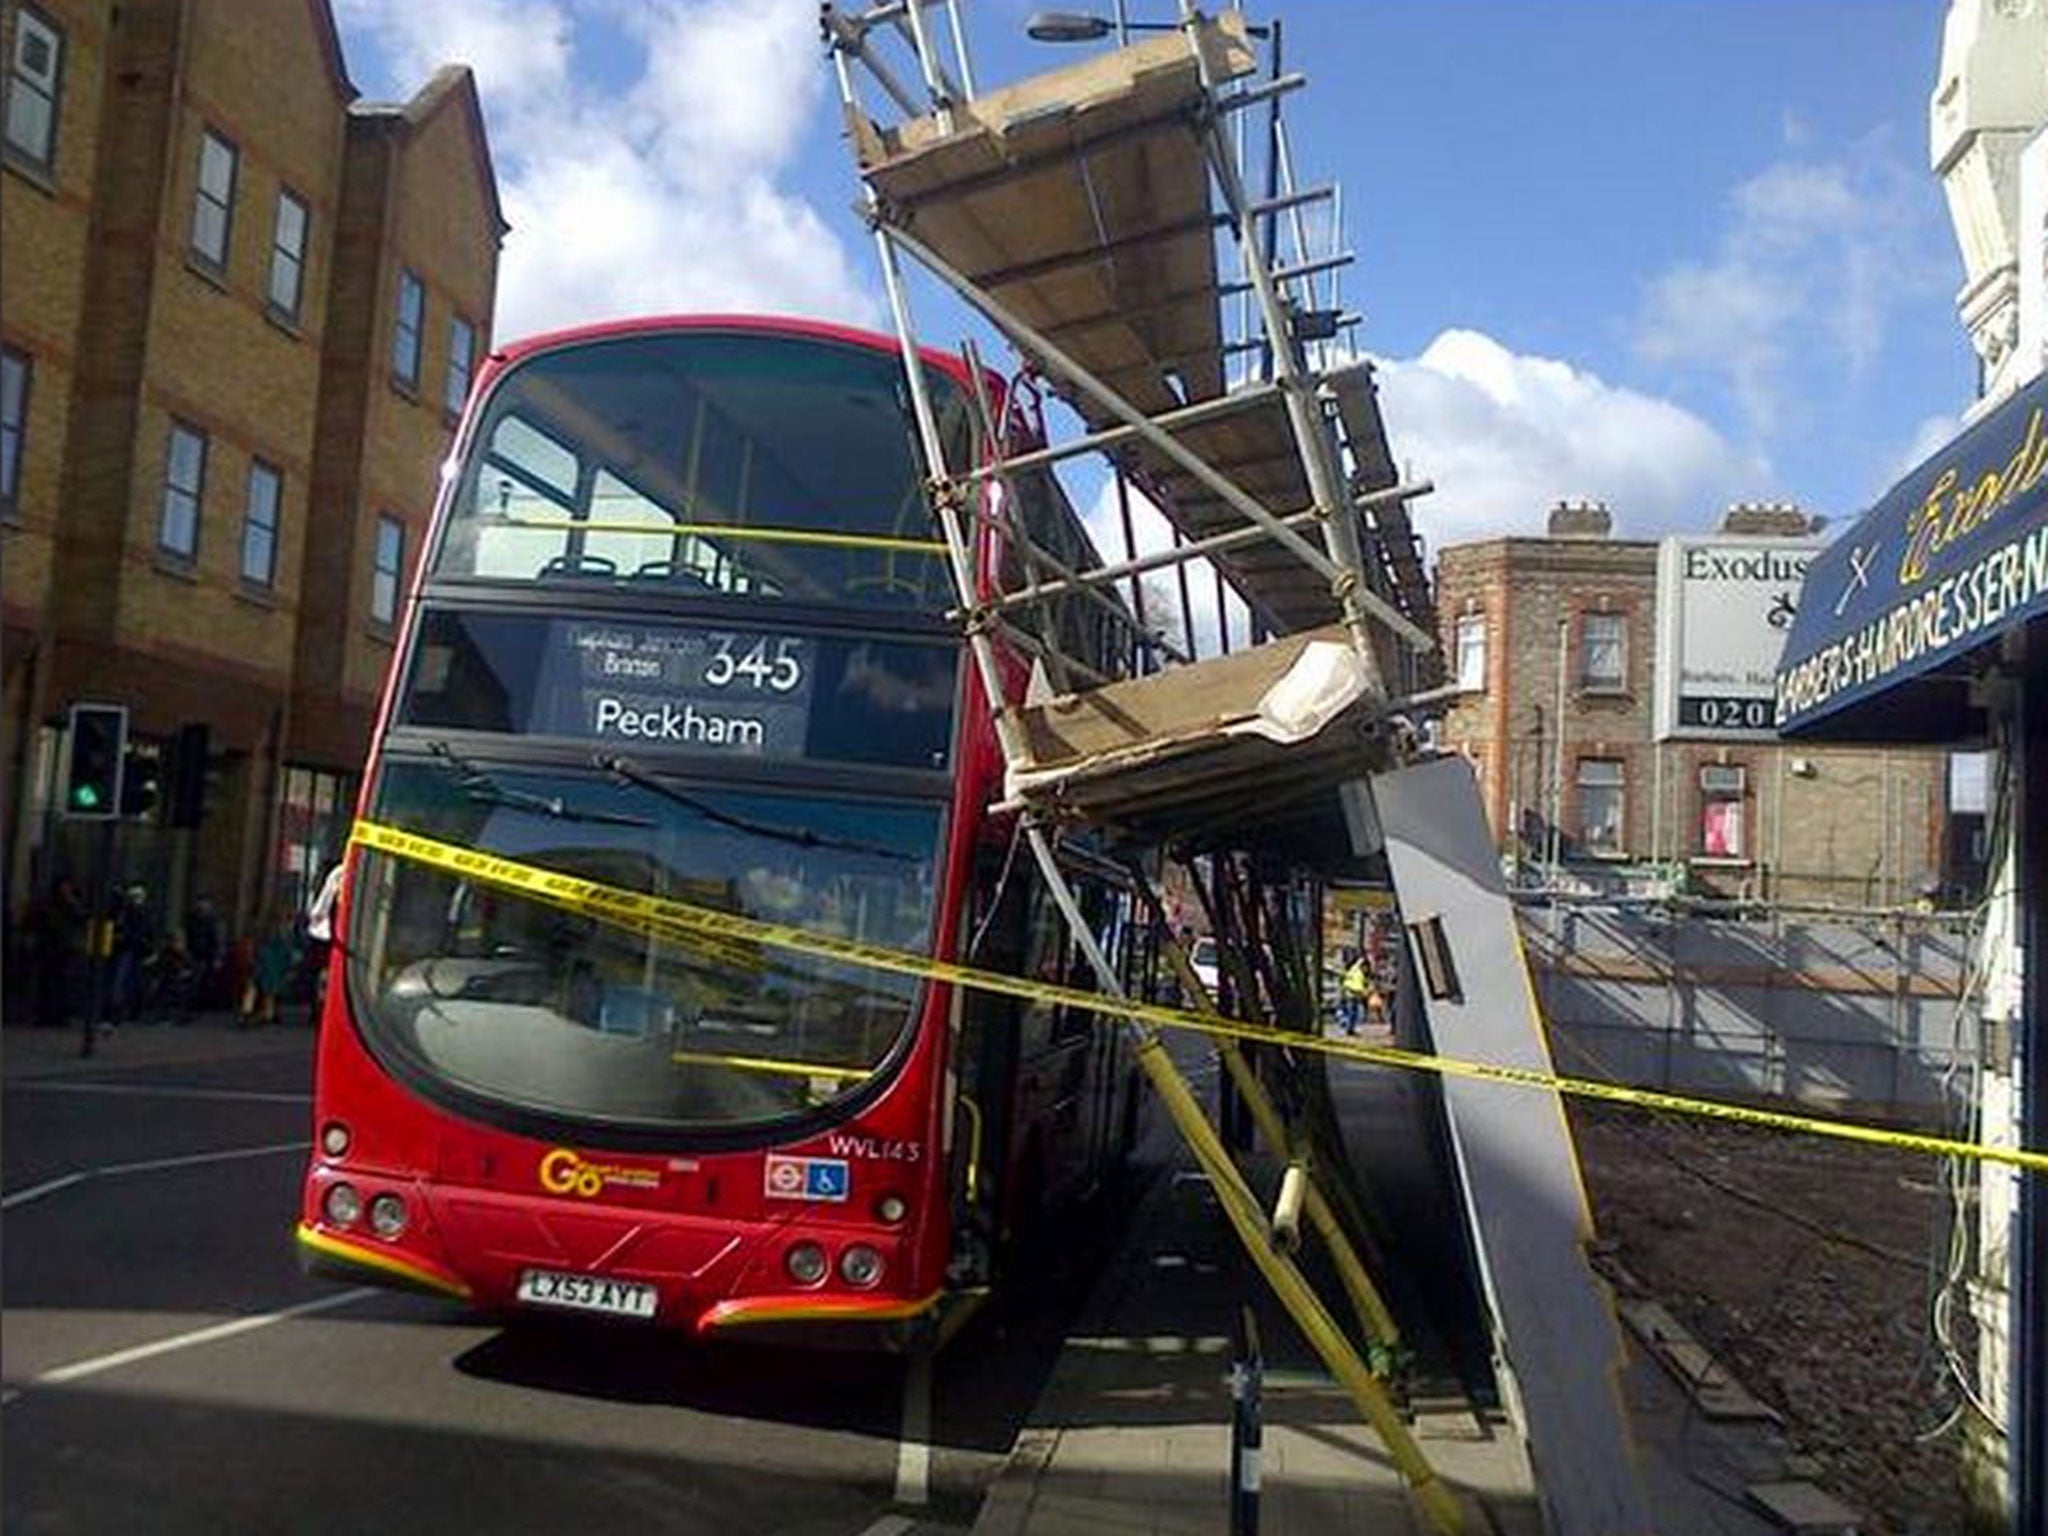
[
  {"left": 1373, "top": 329, "right": 1772, "bottom": 548},
  {"left": 1634, "top": 143, "right": 1947, "bottom": 435},
  {"left": 1054, "top": 328, "right": 1769, "bottom": 647},
  {"left": 334, "top": 0, "right": 572, "bottom": 106},
  {"left": 1879, "top": 410, "right": 1965, "bottom": 497},
  {"left": 336, "top": 0, "right": 879, "bottom": 342},
  {"left": 1074, "top": 473, "right": 1250, "bottom": 660}
]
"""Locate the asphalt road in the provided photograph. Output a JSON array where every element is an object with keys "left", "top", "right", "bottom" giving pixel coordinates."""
[{"left": 0, "top": 1027, "right": 1105, "bottom": 1536}]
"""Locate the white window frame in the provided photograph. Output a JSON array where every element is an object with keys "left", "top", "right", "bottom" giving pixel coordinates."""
[
  {"left": 159, "top": 422, "right": 207, "bottom": 559},
  {"left": 241, "top": 459, "right": 281, "bottom": 587},
  {"left": 1454, "top": 612, "right": 1486, "bottom": 693},
  {"left": 445, "top": 314, "right": 475, "bottom": 417},
  {"left": 191, "top": 129, "right": 237, "bottom": 271},
  {"left": 391, "top": 269, "right": 424, "bottom": 389},
  {"left": 267, "top": 187, "right": 308, "bottom": 320},
  {"left": 371, "top": 513, "right": 404, "bottom": 624},
  {"left": 1, "top": 346, "right": 28, "bottom": 515},
  {"left": 4, "top": 5, "right": 62, "bottom": 170},
  {"left": 1575, "top": 757, "right": 1626, "bottom": 857},
  {"left": 1580, "top": 611, "right": 1626, "bottom": 691},
  {"left": 1698, "top": 764, "right": 1747, "bottom": 859}
]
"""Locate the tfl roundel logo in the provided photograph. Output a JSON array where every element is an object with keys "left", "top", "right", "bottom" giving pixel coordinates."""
[{"left": 763, "top": 1154, "right": 850, "bottom": 1202}]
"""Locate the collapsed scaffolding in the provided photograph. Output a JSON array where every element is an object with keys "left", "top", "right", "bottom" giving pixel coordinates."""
[{"left": 825, "top": 6, "right": 1651, "bottom": 1532}]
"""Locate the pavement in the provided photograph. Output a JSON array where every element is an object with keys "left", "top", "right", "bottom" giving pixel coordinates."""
[
  {"left": 965, "top": 1083, "right": 1541, "bottom": 1536},
  {"left": 964, "top": 1023, "right": 1829, "bottom": 1536},
  {"left": 2, "top": 1007, "right": 318, "bottom": 1081}
]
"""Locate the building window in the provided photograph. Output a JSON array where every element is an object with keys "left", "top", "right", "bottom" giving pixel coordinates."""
[
  {"left": 241, "top": 459, "right": 281, "bottom": 588},
  {"left": 1580, "top": 611, "right": 1625, "bottom": 691},
  {"left": 1, "top": 346, "right": 27, "bottom": 517},
  {"left": 275, "top": 765, "right": 360, "bottom": 919},
  {"left": 159, "top": 423, "right": 207, "bottom": 559},
  {"left": 190, "top": 130, "right": 237, "bottom": 271},
  {"left": 1575, "top": 758, "right": 1625, "bottom": 856},
  {"left": 445, "top": 315, "right": 475, "bottom": 417},
  {"left": 391, "top": 269, "right": 424, "bottom": 389},
  {"left": 267, "top": 188, "right": 308, "bottom": 321},
  {"left": 1699, "top": 764, "right": 1746, "bottom": 859},
  {"left": 1454, "top": 612, "right": 1486, "bottom": 692},
  {"left": 4, "top": 5, "right": 61, "bottom": 170},
  {"left": 371, "top": 513, "right": 404, "bottom": 624}
]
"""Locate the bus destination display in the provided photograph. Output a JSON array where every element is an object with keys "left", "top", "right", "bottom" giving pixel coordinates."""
[{"left": 538, "top": 623, "right": 814, "bottom": 756}]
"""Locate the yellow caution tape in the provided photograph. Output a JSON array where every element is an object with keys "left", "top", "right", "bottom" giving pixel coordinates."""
[
  {"left": 348, "top": 819, "right": 2048, "bottom": 1177},
  {"left": 482, "top": 518, "right": 948, "bottom": 557},
  {"left": 667, "top": 1048, "right": 872, "bottom": 1083}
]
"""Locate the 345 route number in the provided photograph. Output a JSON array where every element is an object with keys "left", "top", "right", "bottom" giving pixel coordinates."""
[{"left": 703, "top": 635, "right": 804, "bottom": 694}]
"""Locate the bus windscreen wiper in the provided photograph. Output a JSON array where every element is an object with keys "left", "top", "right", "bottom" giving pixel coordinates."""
[
  {"left": 594, "top": 752, "right": 914, "bottom": 863},
  {"left": 424, "top": 740, "right": 655, "bottom": 827}
]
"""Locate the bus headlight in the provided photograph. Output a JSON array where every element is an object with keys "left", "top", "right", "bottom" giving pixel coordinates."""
[
  {"left": 874, "top": 1193, "right": 908, "bottom": 1225},
  {"left": 839, "top": 1244, "right": 884, "bottom": 1289},
  {"left": 321, "top": 1122, "right": 351, "bottom": 1157},
  {"left": 324, "top": 1182, "right": 362, "bottom": 1227},
  {"left": 368, "top": 1193, "right": 409, "bottom": 1239},
  {"left": 785, "top": 1242, "right": 829, "bottom": 1286}
]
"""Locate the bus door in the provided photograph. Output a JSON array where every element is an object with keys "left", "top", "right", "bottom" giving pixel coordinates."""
[{"left": 949, "top": 838, "right": 1028, "bottom": 1275}]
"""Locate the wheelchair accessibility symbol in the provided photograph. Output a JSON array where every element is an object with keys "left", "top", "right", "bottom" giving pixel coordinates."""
[{"left": 763, "top": 1154, "right": 850, "bottom": 1203}]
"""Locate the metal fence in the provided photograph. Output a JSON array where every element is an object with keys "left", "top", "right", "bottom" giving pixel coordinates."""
[{"left": 1518, "top": 903, "right": 1977, "bottom": 1126}]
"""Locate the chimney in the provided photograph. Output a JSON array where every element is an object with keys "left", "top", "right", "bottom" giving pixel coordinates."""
[
  {"left": 1718, "top": 500, "right": 1809, "bottom": 537},
  {"left": 1547, "top": 498, "right": 1612, "bottom": 538}
]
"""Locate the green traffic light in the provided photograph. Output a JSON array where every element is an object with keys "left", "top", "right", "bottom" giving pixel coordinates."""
[{"left": 73, "top": 786, "right": 100, "bottom": 810}]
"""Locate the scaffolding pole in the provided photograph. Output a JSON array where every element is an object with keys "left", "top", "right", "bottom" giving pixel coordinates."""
[{"left": 829, "top": 12, "right": 1462, "bottom": 1526}]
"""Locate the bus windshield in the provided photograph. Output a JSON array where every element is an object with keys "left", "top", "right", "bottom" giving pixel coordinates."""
[
  {"left": 434, "top": 329, "right": 975, "bottom": 612},
  {"left": 349, "top": 758, "right": 943, "bottom": 1136}
]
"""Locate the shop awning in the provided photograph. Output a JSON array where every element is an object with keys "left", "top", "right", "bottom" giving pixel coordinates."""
[{"left": 1775, "top": 371, "right": 2048, "bottom": 742}]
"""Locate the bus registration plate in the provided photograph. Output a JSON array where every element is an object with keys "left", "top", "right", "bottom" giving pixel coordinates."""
[{"left": 515, "top": 1268, "right": 659, "bottom": 1320}]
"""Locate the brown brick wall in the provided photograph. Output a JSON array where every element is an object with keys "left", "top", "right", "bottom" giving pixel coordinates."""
[
  {"left": 1, "top": 1, "right": 112, "bottom": 632},
  {"left": 104, "top": 0, "right": 352, "bottom": 693},
  {"left": 1433, "top": 530, "right": 1949, "bottom": 905},
  {"left": 294, "top": 123, "right": 390, "bottom": 728},
  {"left": 2, "top": 0, "right": 498, "bottom": 935},
  {"left": 317, "top": 82, "right": 501, "bottom": 721}
]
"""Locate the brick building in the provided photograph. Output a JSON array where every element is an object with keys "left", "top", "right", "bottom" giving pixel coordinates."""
[
  {"left": 1433, "top": 500, "right": 1953, "bottom": 906},
  {"left": 1, "top": 0, "right": 503, "bottom": 951}
]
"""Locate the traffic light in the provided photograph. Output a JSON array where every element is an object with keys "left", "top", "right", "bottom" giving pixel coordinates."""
[
  {"left": 120, "top": 745, "right": 162, "bottom": 819},
  {"left": 166, "top": 722, "right": 210, "bottom": 829},
  {"left": 62, "top": 703, "right": 128, "bottom": 820}
]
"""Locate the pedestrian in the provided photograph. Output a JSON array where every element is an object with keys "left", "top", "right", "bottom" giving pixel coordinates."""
[
  {"left": 304, "top": 858, "right": 345, "bottom": 1026},
  {"left": 1339, "top": 951, "right": 1370, "bottom": 1035},
  {"left": 239, "top": 911, "right": 296, "bottom": 1029},
  {"left": 1363, "top": 969, "right": 1388, "bottom": 1030},
  {"left": 110, "top": 884, "right": 155, "bottom": 1024},
  {"left": 184, "top": 895, "right": 223, "bottom": 1014}
]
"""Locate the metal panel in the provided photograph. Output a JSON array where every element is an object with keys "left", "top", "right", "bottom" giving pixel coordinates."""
[{"left": 1371, "top": 755, "right": 1653, "bottom": 1535}]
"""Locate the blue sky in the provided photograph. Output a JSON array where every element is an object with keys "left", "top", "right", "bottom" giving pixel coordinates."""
[{"left": 335, "top": 0, "right": 1976, "bottom": 561}]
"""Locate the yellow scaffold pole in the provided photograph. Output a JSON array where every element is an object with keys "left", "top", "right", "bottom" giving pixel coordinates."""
[
  {"left": 1152, "top": 925, "right": 1404, "bottom": 1359},
  {"left": 1027, "top": 833, "right": 1464, "bottom": 1535}
]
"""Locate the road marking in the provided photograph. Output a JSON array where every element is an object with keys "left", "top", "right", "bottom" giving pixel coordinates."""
[
  {"left": 8, "top": 1082, "right": 311, "bottom": 1105},
  {"left": 853, "top": 1518, "right": 915, "bottom": 1536},
  {"left": 2, "top": 1142, "right": 309, "bottom": 1211},
  {"left": 34, "top": 1288, "right": 378, "bottom": 1387},
  {"left": 894, "top": 1348, "right": 933, "bottom": 1507}
]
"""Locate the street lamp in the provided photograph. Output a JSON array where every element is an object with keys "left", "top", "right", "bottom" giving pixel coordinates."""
[
  {"left": 1024, "top": 10, "right": 1269, "bottom": 43},
  {"left": 1024, "top": 11, "right": 1131, "bottom": 42}
]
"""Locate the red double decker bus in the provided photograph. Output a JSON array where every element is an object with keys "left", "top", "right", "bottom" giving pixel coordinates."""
[{"left": 297, "top": 315, "right": 1144, "bottom": 1342}]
